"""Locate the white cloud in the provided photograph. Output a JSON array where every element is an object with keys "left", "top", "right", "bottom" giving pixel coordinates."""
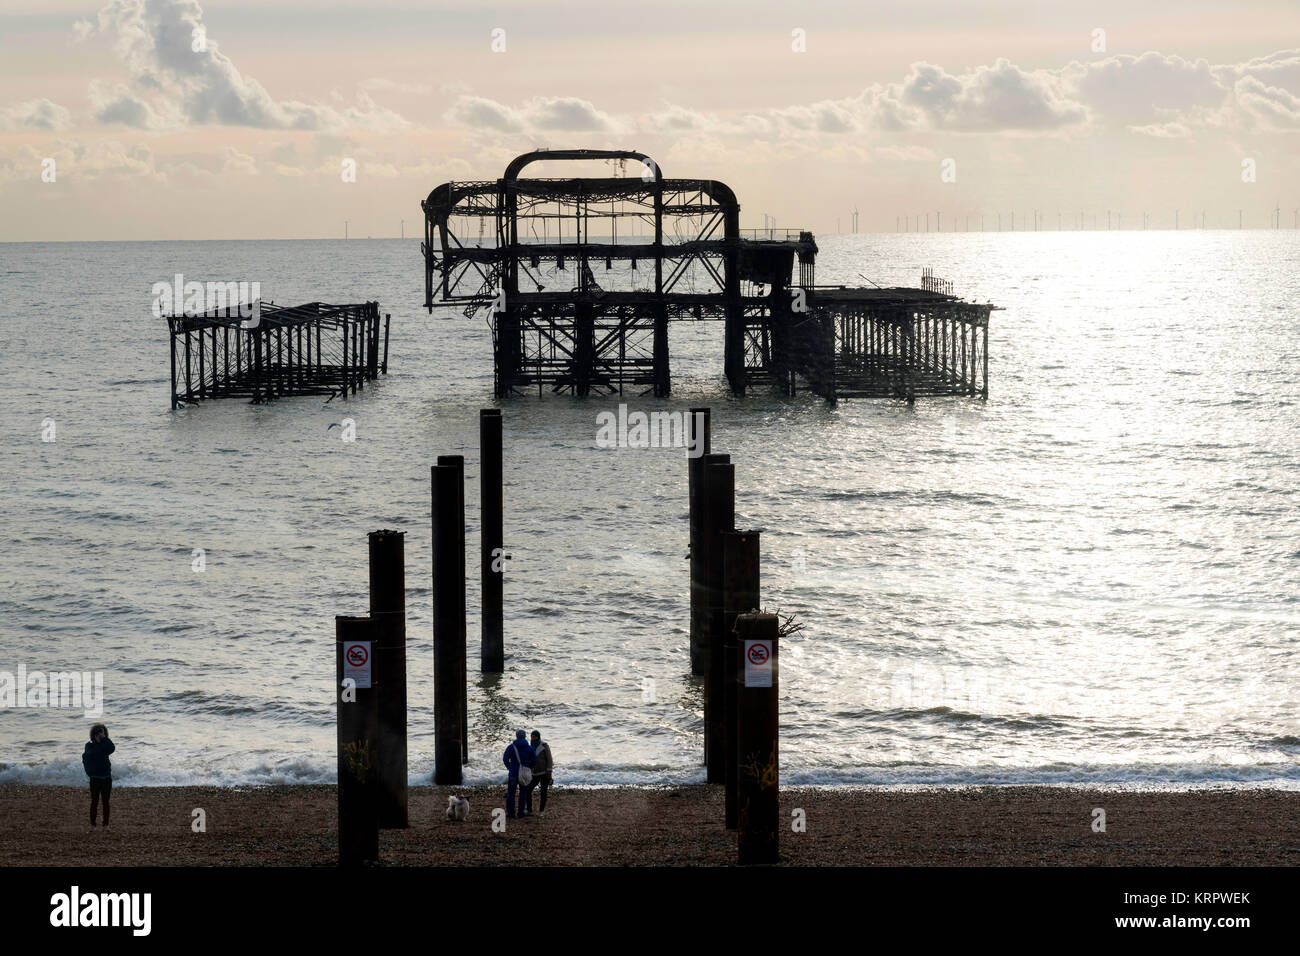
[
  {"left": 525, "top": 96, "right": 614, "bottom": 131},
  {"left": 1127, "top": 121, "right": 1192, "bottom": 138},
  {"left": 0, "top": 98, "right": 74, "bottom": 131},
  {"left": 81, "top": 0, "right": 410, "bottom": 131},
  {"left": 445, "top": 95, "right": 524, "bottom": 132},
  {"left": 445, "top": 94, "right": 614, "bottom": 132},
  {"left": 1071, "top": 52, "right": 1229, "bottom": 124},
  {"left": 88, "top": 80, "right": 178, "bottom": 129},
  {"left": 1234, "top": 75, "right": 1300, "bottom": 129}
]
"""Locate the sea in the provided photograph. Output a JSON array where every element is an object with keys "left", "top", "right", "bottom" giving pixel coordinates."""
[{"left": 1, "top": 230, "right": 1298, "bottom": 789}]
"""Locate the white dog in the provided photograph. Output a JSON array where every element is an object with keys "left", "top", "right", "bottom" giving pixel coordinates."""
[{"left": 446, "top": 795, "right": 469, "bottom": 821}]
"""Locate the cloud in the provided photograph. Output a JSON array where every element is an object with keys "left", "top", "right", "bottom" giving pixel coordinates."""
[
  {"left": 1127, "top": 120, "right": 1192, "bottom": 138},
  {"left": 0, "top": 98, "right": 74, "bottom": 131},
  {"left": 892, "top": 58, "right": 1087, "bottom": 131},
  {"left": 525, "top": 96, "right": 613, "bottom": 131},
  {"left": 766, "top": 99, "right": 862, "bottom": 133},
  {"left": 1227, "top": 50, "right": 1300, "bottom": 100},
  {"left": 445, "top": 94, "right": 613, "bottom": 132},
  {"left": 1071, "top": 52, "right": 1229, "bottom": 124},
  {"left": 655, "top": 58, "right": 1089, "bottom": 138},
  {"left": 672, "top": 49, "right": 1300, "bottom": 138},
  {"left": 359, "top": 78, "right": 433, "bottom": 95},
  {"left": 1233, "top": 75, "right": 1300, "bottom": 129},
  {"left": 82, "top": 0, "right": 410, "bottom": 131},
  {"left": 0, "top": 139, "right": 166, "bottom": 183},
  {"left": 88, "top": 80, "right": 177, "bottom": 129},
  {"left": 445, "top": 95, "right": 524, "bottom": 132},
  {"left": 648, "top": 105, "right": 711, "bottom": 131}
]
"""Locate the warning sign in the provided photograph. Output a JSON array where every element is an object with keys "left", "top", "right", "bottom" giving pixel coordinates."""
[
  {"left": 344, "top": 640, "right": 372, "bottom": 689},
  {"left": 744, "top": 639, "right": 772, "bottom": 687}
]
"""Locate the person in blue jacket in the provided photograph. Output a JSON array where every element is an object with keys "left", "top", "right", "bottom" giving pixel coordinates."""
[
  {"left": 502, "top": 729, "right": 536, "bottom": 819},
  {"left": 82, "top": 723, "right": 115, "bottom": 826}
]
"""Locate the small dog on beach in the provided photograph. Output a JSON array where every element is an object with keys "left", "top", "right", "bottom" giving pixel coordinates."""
[{"left": 446, "top": 795, "right": 469, "bottom": 821}]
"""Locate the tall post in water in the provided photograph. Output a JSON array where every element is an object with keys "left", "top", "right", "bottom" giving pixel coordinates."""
[
  {"left": 702, "top": 454, "right": 734, "bottom": 782},
  {"left": 438, "top": 454, "right": 469, "bottom": 764},
  {"left": 735, "top": 612, "right": 779, "bottom": 865},
  {"left": 368, "top": 529, "right": 407, "bottom": 828},
  {"left": 336, "top": 615, "right": 380, "bottom": 866},
  {"left": 687, "top": 407, "right": 711, "bottom": 675},
  {"left": 480, "top": 409, "right": 505, "bottom": 673},
  {"left": 722, "top": 530, "right": 760, "bottom": 829},
  {"left": 431, "top": 460, "right": 466, "bottom": 785}
]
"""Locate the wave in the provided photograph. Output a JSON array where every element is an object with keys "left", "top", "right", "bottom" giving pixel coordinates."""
[{"left": 4, "top": 756, "right": 1296, "bottom": 790}]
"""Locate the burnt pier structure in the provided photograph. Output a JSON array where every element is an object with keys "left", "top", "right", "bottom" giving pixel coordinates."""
[
  {"left": 166, "top": 300, "right": 389, "bottom": 408},
  {"left": 422, "top": 149, "right": 992, "bottom": 401}
]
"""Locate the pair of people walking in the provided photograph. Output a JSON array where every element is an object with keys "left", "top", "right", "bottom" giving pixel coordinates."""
[{"left": 502, "top": 729, "right": 553, "bottom": 818}]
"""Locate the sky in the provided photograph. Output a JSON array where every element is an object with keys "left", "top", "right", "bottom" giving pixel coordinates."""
[{"left": 1, "top": 0, "right": 1298, "bottom": 240}]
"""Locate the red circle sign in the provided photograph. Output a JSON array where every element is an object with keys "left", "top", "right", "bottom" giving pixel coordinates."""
[
  {"left": 346, "top": 644, "right": 369, "bottom": 667},
  {"left": 746, "top": 643, "right": 769, "bottom": 665}
]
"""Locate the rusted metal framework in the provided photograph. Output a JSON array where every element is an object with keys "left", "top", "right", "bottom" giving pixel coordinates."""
[
  {"left": 777, "top": 288, "right": 990, "bottom": 402},
  {"left": 166, "top": 301, "right": 388, "bottom": 407},
  {"left": 421, "top": 149, "right": 993, "bottom": 401}
]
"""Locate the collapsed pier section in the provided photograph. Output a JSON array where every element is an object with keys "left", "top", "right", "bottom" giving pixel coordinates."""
[
  {"left": 166, "top": 301, "right": 389, "bottom": 407},
  {"left": 758, "top": 284, "right": 992, "bottom": 402}
]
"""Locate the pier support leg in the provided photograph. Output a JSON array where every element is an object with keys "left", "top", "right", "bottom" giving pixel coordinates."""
[
  {"left": 368, "top": 529, "right": 407, "bottom": 829},
  {"left": 722, "top": 530, "right": 760, "bottom": 829},
  {"left": 432, "top": 460, "right": 466, "bottom": 785},
  {"left": 336, "top": 615, "right": 380, "bottom": 866},
  {"left": 480, "top": 410, "right": 504, "bottom": 673},
  {"left": 736, "top": 612, "right": 779, "bottom": 865},
  {"left": 653, "top": 302, "right": 671, "bottom": 397},
  {"left": 438, "top": 454, "right": 470, "bottom": 764},
  {"left": 702, "top": 454, "right": 734, "bottom": 782},
  {"left": 687, "top": 407, "right": 711, "bottom": 676}
]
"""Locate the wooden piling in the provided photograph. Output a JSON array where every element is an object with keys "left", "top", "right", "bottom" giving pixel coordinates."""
[
  {"left": 431, "top": 460, "right": 465, "bottom": 785},
  {"left": 382, "top": 312, "right": 391, "bottom": 374},
  {"left": 735, "top": 612, "right": 779, "bottom": 865},
  {"left": 437, "top": 454, "right": 469, "bottom": 764},
  {"left": 722, "top": 530, "right": 760, "bottom": 829},
  {"left": 368, "top": 529, "right": 407, "bottom": 829},
  {"left": 687, "top": 407, "right": 711, "bottom": 676},
  {"left": 702, "top": 453, "right": 734, "bottom": 782},
  {"left": 480, "top": 409, "right": 505, "bottom": 673},
  {"left": 336, "top": 614, "right": 380, "bottom": 866}
]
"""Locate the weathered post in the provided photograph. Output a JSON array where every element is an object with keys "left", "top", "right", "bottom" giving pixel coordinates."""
[
  {"left": 382, "top": 313, "right": 391, "bottom": 374},
  {"left": 687, "top": 407, "right": 711, "bottom": 675},
  {"left": 336, "top": 614, "right": 380, "bottom": 866},
  {"left": 368, "top": 529, "right": 407, "bottom": 829},
  {"left": 480, "top": 409, "right": 505, "bottom": 673},
  {"left": 437, "top": 454, "right": 469, "bottom": 764},
  {"left": 168, "top": 324, "right": 178, "bottom": 409},
  {"left": 735, "top": 612, "right": 779, "bottom": 865},
  {"left": 722, "top": 530, "right": 760, "bottom": 829},
  {"left": 702, "top": 453, "right": 734, "bottom": 782},
  {"left": 431, "top": 461, "right": 465, "bottom": 785}
]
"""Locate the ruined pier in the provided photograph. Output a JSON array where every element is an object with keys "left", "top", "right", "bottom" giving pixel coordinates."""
[
  {"left": 421, "top": 148, "right": 992, "bottom": 401},
  {"left": 166, "top": 300, "right": 389, "bottom": 408}
]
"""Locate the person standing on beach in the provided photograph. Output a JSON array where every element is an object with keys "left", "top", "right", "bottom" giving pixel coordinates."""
[
  {"left": 524, "top": 731, "right": 553, "bottom": 816},
  {"left": 502, "top": 729, "right": 535, "bottom": 819},
  {"left": 82, "top": 723, "right": 115, "bottom": 827}
]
